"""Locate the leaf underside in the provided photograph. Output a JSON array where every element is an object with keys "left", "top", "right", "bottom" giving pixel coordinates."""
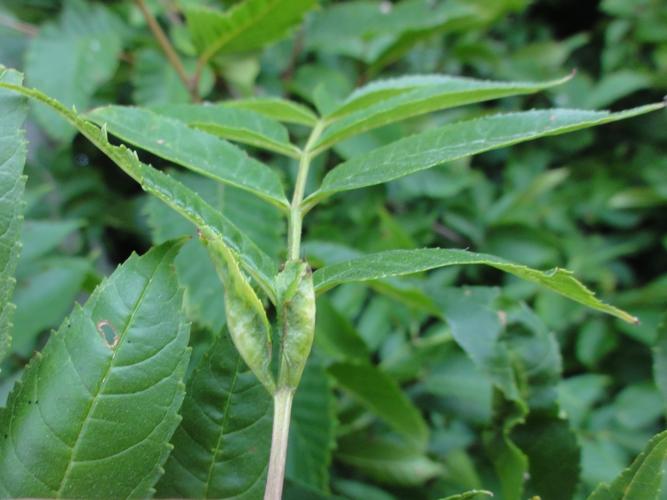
[{"left": 313, "top": 248, "right": 637, "bottom": 323}]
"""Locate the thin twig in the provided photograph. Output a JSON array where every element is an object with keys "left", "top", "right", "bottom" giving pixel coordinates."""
[
  {"left": 191, "top": 58, "right": 207, "bottom": 99},
  {"left": 135, "top": 0, "right": 199, "bottom": 101},
  {"left": 0, "top": 14, "right": 38, "bottom": 37},
  {"left": 281, "top": 27, "right": 304, "bottom": 84},
  {"left": 264, "top": 389, "right": 294, "bottom": 500}
]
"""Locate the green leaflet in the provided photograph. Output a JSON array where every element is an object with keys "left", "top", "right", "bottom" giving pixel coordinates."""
[
  {"left": 432, "top": 287, "right": 518, "bottom": 401},
  {"left": 588, "top": 430, "right": 667, "bottom": 500},
  {"left": 365, "top": 0, "right": 489, "bottom": 74},
  {"left": 204, "top": 237, "right": 276, "bottom": 393},
  {"left": 315, "top": 74, "right": 572, "bottom": 150},
  {"left": 13, "top": 257, "right": 91, "bottom": 357},
  {"left": 308, "top": 104, "right": 665, "bottom": 203},
  {"left": 0, "top": 68, "right": 27, "bottom": 366},
  {"left": 87, "top": 105, "right": 289, "bottom": 208},
  {"left": 305, "top": 0, "right": 478, "bottom": 65},
  {"left": 332, "top": 478, "right": 394, "bottom": 500},
  {"left": 156, "top": 330, "right": 272, "bottom": 499},
  {"left": 431, "top": 288, "right": 579, "bottom": 500},
  {"left": 227, "top": 97, "right": 319, "bottom": 126},
  {"left": 336, "top": 434, "right": 443, "bottom": 487},
  {"left": 0, "top": 80, "right": 278, "bottom": 299},
  {"left": 186, "top": 0, "right": 317, "bottom": 61},
  {"left": 312, "top": 248, "right": 638, "bottom": 323},
  {"left": 501, "top": 305, "right": 579, "bottom": 478},
  {"left": 314, "top": 297, "right": 370, "bottom": 363},
  {"left": 287, "top": 357, "right": 336, "bottom": 491},
  {"left": 484, "top": 396, "right": 528, "bottom": 500},
  {"left": 328, "top": 362, "right": 429, "bottom": 449},
  {"left": 512, "top": 415, "right": 581, "bottom": 500},
  {"left": 24, "top": 0, "right": 124, "bottom": 142},
  {"left": 149, "top": 103, "right": 301, "bottom": 158},
  {"left": 305, "top": 241, "right": 437, "bottom": 314},
  {"left": 13, "top": 218, "right": 88, "bottom": 357},
  {"left": 328, "top": 74, "right": 464, "bottom": 118},
  {"left": 0, "top": 241, "right": 190, "bottom": 498},
  {"left": 19, "top": 220, "right": 81, "bottom": 265},
  {"left": 326, "top": 75, "right": 516, "bottom": 121}
]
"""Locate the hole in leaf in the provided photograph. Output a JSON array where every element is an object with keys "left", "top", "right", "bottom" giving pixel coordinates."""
[{"left": 96, "top": 320, "right": 119, "bottom": 349}]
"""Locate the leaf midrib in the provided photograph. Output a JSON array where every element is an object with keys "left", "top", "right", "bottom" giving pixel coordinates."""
[{"left": 54, "top": 250, "right": 169, "bottom": 497}]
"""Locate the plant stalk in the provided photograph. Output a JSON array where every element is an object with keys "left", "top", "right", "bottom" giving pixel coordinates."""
[
  {"left": 135, "top": 0, "right": 199, "bottom": 102},
  {"left": 288, "top": 121, "right": 324, "bottom": 260},
  {"left": 265, "top": 122, "right": 325, "bottom": 498},
  {"left": 264, "top": 388, "right": 294, "bottom": 500}
]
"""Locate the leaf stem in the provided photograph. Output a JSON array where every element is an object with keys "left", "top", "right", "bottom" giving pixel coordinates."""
[
  {"left": 288, "top": 121, "right": 324, "bottom": 260},
  {"left": 264, "top": 388, "right": 294, "bottom": 500},
  {"left": 134, "top": 0, "right": 200, "bottom": 102}
]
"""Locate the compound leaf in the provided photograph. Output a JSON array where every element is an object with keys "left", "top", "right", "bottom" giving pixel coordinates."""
[{"left": 0, "top": 241, "right": 190, "bottom": 498}]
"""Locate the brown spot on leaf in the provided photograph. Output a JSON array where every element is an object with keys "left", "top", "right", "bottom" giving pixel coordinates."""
[{"left": 96, "top": 320, "right": 120, "bottom": 349}]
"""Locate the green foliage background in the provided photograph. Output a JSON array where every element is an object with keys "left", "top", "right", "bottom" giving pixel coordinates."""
[{"left": 0, "top": 0, "right": 665, "bottom": 498}]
